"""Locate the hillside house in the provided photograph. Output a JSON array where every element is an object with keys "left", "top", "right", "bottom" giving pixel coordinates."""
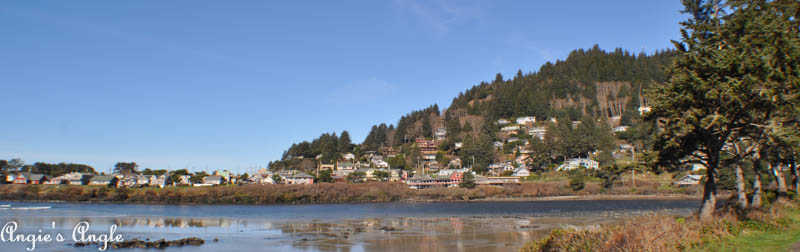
[
  {"left": 372, "top": 160, "right": 389, "bottom": 168},
  {"left": 448, "top": 158, "right": 462, "bottom": 169},
  {"left": 613, "top": 126, "right": 630, "bottom": 133},
  {"left": 496, "top": 119, "right": 510, "bottom": 125},
  {"left": 435, "top": 128, "right": 447, "bottom": 141},
  {"left": 513, "top": 167, "right": 531, "bottom": 177},
  {"left": 501, "top": 125, "right": 521, "bottom": 132},
  {"left": 675, "top": 175, "right": 703, "bottom": 186},
  {"left": 528, "top": 127, "right": 547, "bottom": 140},
  {"left": 557, "top": 158, "right": 599, "bottom": 171},
  {"left": 320, "top": 164, "right": 335, "bottom": 171},
  {"left": 379, "top": 146, "right": 398, "bottom": 157},
  {"left": 493, "top": 141, "right": 504, "bottom": 148},
  {"left": 415, "top": 138, "right": 437, "bottom": 154},
  {"left": 335, "top": 161, "right": 353, "bottom": 170},
  {"left": 516, "top": 116, "right": 536, "bottom": 125}
]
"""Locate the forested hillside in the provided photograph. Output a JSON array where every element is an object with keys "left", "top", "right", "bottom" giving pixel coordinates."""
[{"left": 270, "top": 45, "right": 676, "bottom": 172}]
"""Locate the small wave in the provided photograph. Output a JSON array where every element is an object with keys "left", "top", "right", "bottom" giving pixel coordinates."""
[{"left": 9, "top": 206, "right": 52, "bottom": 210}]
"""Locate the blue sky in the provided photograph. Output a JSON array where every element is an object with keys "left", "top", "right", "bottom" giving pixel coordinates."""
[{"left": 0, "top": 1, "right": 686, "bottom": 173}]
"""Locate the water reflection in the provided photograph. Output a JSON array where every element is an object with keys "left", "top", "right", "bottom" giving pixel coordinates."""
[{"left": 0, "top": 200, "right": 700, "bottom": 252}]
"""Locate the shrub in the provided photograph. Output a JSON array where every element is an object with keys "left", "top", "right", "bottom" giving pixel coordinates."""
[{"left": 569, "top": 175, "right": 585, "bottom": 191}]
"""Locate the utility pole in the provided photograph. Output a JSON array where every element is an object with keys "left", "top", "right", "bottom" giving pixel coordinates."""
[
  {"left": 472, "top": 155, "right": 475, "bottom": 172},
  {"left": 632, "top": 146, "right": 636, "bottom": 187}
]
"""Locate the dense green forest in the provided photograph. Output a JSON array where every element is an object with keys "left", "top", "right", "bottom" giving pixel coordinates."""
[
  {"left": 270, "top": 46, "right": 676, "bottom": 172},
  {"left": 450, "top": 45, "right": 675, "bottom": 121}
]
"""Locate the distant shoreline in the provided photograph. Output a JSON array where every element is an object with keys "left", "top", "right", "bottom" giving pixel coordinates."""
[{"left": 0, "top": 183, "right": 705, "bottom": 206}]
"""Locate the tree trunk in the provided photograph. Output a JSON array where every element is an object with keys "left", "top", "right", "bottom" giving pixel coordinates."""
[
  {"left": 772, "top": 163, "right": 788, "bottom": 199},
  {"left": 793, "top": 161, "right": 799, "bottom": 196},
  {"left": 751, "top": 170, "right": 763, "bottom": 208},
  {"left": 700, "top": 166, "right": 717, "bottom": 220},
  {"left": 735, "top": 164, "right": 748, "bottom": 209}
]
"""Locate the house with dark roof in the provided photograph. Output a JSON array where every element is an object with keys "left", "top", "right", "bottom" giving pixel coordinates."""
[
  {"left": 89, "top": 176, "right": 119, "bottom": 187},
  {"left": 12, "top": 173, "right": 48, "bottom": 184},
  {"left": 283, "top": 171, "right": 314, "bottom": 185}
]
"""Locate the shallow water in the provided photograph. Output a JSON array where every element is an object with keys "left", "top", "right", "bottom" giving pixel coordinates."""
[{"left": 0, "top": 199, "right": 699, "bottom": 251}]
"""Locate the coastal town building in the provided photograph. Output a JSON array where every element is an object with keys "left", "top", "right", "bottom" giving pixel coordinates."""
[
  {"left": 557, "top": 158, "right": 600, "bottom": 171},
  {"left": 528, "top": 127, "right": 547, "bottom": 140},
  {"left": 203, "top": 175, "right": 225, "bottom": 185},
  {"left": 89, "top": 176, "right": 119, "bottom": 187},
  {"left": 435, "top": 127, "right": 447, "bottom": 141},
  {"left": 516, "top": 116, "right": 536, "bottom": 125},
  {"left": 675, "top": 175, "right": 703, "bottom": 186},
  {"left": 283, "top": 172, "right": 314, "bottom": 185}
]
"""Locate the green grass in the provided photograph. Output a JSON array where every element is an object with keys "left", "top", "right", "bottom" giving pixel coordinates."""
[{"left": 694, "top": 208, "right": 800, "bottom": 252}]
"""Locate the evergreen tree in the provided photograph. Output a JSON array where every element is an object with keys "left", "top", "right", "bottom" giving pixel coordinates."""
[{"left": 339, "top": 130, "right": 353, "bottom": 153}]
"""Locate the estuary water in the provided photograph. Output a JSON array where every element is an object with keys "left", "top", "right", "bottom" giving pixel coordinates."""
[{"left": 0, "top": 199, "right": 700, "bottom": 252}]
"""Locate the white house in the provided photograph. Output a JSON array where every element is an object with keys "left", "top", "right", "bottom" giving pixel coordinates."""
[
  {"left": 438, "top": 168, "right": 468, "bottom": 177},
  {"left": 557, "top": 158, "right": 599, "bottom": 171},
  {"left": 435, "top": 128, "right": 447, "bottom": 141},
  {"left": 496, "top": 119, "right": 510, "bottom": 125},
  {"left": 202, "top": 175, "right": 224, "bottom": 185},
  {"left": 675, "top": 175, "right": 703, "bottom": 186},
  {"left": 513, "top": 167, "right": 530, "bottom": 177},
  {"left": 638, "top": 105, "right": 652, "bottom": 115},
  {"left": 372, "top": 159, "right": 389, "bottom": 168},
  {"left": 283, "top": 172, "right": 314, "bottom": 185},
  {"left": 343, "top": 153, "right": 355, "bottom": 160},
  {"left": 501, "top": 125, "right": 521, "bottom": 132},
  {"left": 613, "top": 126, "right": 630, "bottom": 133},
  {"left": 516, "top": 116, "right": 536, "bottom": 125},
  {"left": 528, "top": 127, "right": 547, "bottom": 140}
]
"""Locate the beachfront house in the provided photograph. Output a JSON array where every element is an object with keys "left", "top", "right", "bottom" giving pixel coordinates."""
[
  {"left": 203, "top": 175, "right": 225, "bottom": 185},
  {"left": 44, "top": 175, "right": 68, "bottom": 185},
  {"left": 12, "top": 173, "right": 48, "bottom": 184},
  {"left": 89, "top": 176, "right": 119, "bottom": 187},
  {"left": 150, "top": 175, "right": 170, "bottom": 188},
  {"left": 65, "top": 172, "right": 94, "bottom": 185},
  {"left": 175, "top": 175, "right": 193, "bottom": 186},
  {"left": 119, "top": 175, "right": 138, "bottom": 187}
]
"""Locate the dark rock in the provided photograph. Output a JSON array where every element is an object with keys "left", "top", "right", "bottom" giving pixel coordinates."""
[{"left": 106, "top": 237, "right": 205, "bottom": 249}]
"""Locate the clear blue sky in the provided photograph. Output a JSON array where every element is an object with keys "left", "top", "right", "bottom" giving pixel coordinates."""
[{"left": 0, "top": 1, "right": 686, "bottom": 173}]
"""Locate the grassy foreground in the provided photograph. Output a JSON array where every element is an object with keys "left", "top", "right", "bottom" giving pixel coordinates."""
[{"left": 520, "top": 198, "right": 800, "bottom": 252}]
